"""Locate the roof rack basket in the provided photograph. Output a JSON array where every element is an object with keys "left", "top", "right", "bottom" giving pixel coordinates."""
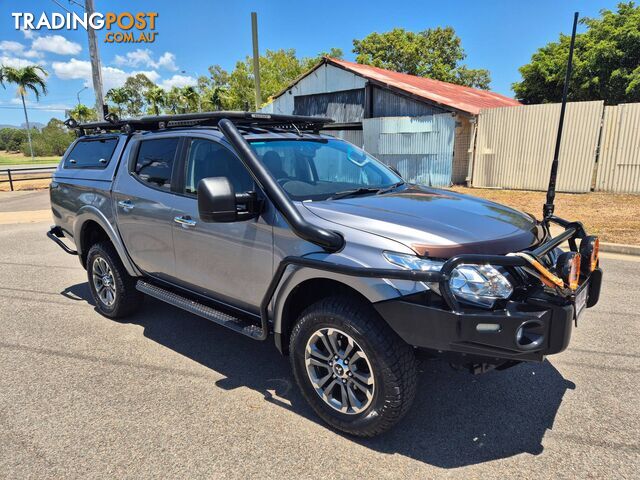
[{"left": 64, "top": 111, "right": 333, "bottom": 135}]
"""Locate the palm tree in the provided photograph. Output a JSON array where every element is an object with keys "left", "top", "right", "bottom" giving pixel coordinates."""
[
  {"left": 180, "top": 86, "right": 200, "bottom": 113},
  {"left": 105, "top": 87, "right": 129, "bottom": 117},
  {"left": 166, "top": 87, "right": 183, "bottom": 114},
  {"left": 144, "top": 87, "right": 166, "bottom": 115},
  {"left": 69, "top": 104, "right": 97, "bottom": 123},
  {"left": 0, "top": 65, "right": 48, "bottom": 160}
]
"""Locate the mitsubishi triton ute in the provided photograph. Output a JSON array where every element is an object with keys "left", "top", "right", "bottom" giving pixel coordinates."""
[{"left": 48, "top": 112, "right": 603, "bottom": 437}]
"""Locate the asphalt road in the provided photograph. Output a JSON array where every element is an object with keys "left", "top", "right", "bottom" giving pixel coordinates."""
[{"left": 0, "top": 214, "right": 638, "bottom": 478}]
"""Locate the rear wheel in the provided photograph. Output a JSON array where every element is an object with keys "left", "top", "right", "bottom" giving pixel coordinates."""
[
  {"left": 289, "top": 296, "right": 417, "bottom": 437},
  {"left": 86, "top": 241, "right": 142, "bottom": 318}
]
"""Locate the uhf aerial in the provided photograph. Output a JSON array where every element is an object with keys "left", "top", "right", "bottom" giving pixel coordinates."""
[{"left": 543, "top": 12, "right": 579, "bottom": 223}]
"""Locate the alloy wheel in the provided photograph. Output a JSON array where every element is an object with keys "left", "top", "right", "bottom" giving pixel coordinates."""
[
  {"left": 92, "top": 256, "right": 116, "bottom": 307},
  {"left": 304, "top": 327, "right": 375, "bottom": 415}
]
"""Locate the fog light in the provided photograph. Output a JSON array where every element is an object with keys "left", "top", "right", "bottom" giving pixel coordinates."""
[
  {"left": 580, "top": 236, "right": 599, "bottom": 272},
  {"left": 556, "top": 251, "right": 581, "bottom": 290}
]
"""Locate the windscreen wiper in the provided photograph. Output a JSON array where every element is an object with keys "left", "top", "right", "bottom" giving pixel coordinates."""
[
  {"left": 328, "top": 187, "right": 381, "bottom": 200},
  {"left": 376, "top": 181, "right": 405, "bottom": 195}
]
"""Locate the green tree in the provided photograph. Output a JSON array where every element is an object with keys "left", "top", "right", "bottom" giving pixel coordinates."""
[
  {"left": 105, "top": 86, "right": 129, "bottom": 117},
  {"left": 513, "top": 2, "right": 640, "bottom": 104},
  {"left": 69, "top": 103, "right": 97, "bottom": 123},
  {"left": 144, "top": 86, "right": 166, "bottom": 115},
  {"left": 165, "top": 87, "right": 184, "bottom": 114},
  {"left": 352, "top": 27, "right": 490, "bottom": 89},
  {"left": 0, "top": 127, "right": 27, "bottom": 152},
  {"left": 113, "top": 74, "right": 156, "bottom": 116},
  {"left": 180, "top": 86, "right": 200, "bottom": 112},
  {"left": 0, "top": 64, "right": 48, "bottom": 159}
]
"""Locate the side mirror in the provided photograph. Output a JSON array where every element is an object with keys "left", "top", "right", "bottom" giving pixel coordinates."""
[{"left": 197, "top": 177, "right": 261, "bottom": 223}]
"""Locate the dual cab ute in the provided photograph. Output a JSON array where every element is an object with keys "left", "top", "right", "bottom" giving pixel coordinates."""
[{"left": 48, "top": 112, "right": 602, "bottom": 437}]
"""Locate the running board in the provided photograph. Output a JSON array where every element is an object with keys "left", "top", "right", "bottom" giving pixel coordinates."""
[{"left": 136, "top": 280, "right": 267, "bottom": 340}]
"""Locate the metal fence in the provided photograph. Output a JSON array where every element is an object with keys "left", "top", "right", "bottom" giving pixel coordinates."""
[
  {"left": 0, "top": 166, "right": 56, "bottom": 191},
  {"left": 595, "top": 103, "right": 640, "bottom": 193},
  {"left": 471, "top": 101, "right": 604, "bottom": 193}
]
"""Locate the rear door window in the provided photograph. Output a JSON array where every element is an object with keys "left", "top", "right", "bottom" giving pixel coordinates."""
[
  {"left": 132, "top": 138, "right": 180, "bottom": 190},
  {"left": 64, "top": 137, "right": 118, "bottom": 168}
]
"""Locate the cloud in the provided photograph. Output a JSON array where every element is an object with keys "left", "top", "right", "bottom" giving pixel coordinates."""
[
  {"left": 0, "top": 41, "right": 25, "bottom": 54},
  {"left": 52, "top": 58, "right": 160, "bottom": 91},
  {"left": 113, "top": 49, "right": 178, "bottom": 71},
  {"left": 21, "top": 27, "right": 35, "bottom": 39},
  {"left": 0, "top": 54, "right": 39, "bottom": 68},
  {"left": 156, "top": 52, "right": 178, "bottom": 71},
  {"left": 160, "top": 74, "right": 197, "bottom": 90},
  {"left": 0, "top": 41, "right": 43, "bottom": 60},
  {"left": 32, "top": 35, "right": 81, "bottom": 55},
  {"left": 8, "top": 98, "right": 70, "bottom": 111}
]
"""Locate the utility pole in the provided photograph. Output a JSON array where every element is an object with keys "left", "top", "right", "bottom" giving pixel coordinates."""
[
  {"left": 85, "top": 0, "right": 105, "bottom": 119},
  {"left": 251, "top": 12, "right": 262, "bottom": 110}
]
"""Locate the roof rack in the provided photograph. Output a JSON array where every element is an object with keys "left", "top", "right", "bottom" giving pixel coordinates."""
[{"left": 64, "top": 111, "right": 334, "bottom": 135}]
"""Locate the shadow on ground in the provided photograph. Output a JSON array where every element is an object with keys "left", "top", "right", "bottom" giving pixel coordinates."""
[{"left": 63, "top": 282, "right": 575, "bottom": 468}]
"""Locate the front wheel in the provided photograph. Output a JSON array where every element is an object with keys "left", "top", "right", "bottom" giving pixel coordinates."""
[{"left": 289, "top": 296, "right": 417, "bottom": 437}]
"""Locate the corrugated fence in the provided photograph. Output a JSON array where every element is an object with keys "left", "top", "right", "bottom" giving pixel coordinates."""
[
  {"left": 363, "top": 114, "right": 455, "bottom": 187},
  {"left": 472, "top": 101, "right": 604, "bottom": 193},
  {"left": 596, "top": 103, "right": 640, "bottom": 193}
]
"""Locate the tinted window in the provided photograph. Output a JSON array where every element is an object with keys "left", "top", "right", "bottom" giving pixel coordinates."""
[
  {"left": 184, "top": 139, "right": 253, "bottom": 195},
  {"left": 64, "top": 138, "right": 118, "bottom": 168},
  {"left": 133, "top": 138, "right": 180, "bottom": 190},
  {"left": 251, "top": 139, "right": 401, "bottom": 201}
]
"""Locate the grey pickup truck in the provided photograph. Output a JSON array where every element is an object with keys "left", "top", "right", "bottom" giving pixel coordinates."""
[{"left": 48, "top": 112, "right": 602, "bottom": 437}]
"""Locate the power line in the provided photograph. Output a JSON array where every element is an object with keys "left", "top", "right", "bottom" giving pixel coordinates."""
[{"left": 0, "top": 105, "right": 68, "bottom": 111}]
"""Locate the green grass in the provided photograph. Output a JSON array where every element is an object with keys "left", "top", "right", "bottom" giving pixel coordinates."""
[{"left": 0, "top": 154, "right": 60, "bottom": 166}]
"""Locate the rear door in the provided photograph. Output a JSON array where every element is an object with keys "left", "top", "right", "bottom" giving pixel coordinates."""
[
  {"left": 113, "top": 135, "right": 182, "bottom": 280},
  {"left": 170, "top": 136, "right": 274, "bottom": 312}
]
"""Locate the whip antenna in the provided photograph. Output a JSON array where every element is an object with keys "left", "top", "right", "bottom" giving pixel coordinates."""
[{"left": 543, "top": 11, "right": 579, "bottom": 221}]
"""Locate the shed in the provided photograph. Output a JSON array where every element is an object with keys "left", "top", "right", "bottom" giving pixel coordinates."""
[{"left": 262, "top": 57, "right": 520, "bottom": 185}]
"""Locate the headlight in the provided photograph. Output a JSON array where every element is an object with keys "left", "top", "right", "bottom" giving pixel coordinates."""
[
  {"left": 383, "top": 252, "right": 513, "bottom": 308},
  {"left": 449, "top": 264, "right": 513, "bottom": 308},
  {"left": 383, "top": 251, "right": 444, "bottom": 271}
]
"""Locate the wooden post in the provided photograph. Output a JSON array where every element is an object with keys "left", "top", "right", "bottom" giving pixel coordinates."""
[{"left": 8, "top": 169, "right": 14, "bottom": 191}]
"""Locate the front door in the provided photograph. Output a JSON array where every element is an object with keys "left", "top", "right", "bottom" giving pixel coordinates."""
[
  {"left": 113, "top": 136, "right": 182, "bottom": 280},
  {"left": 171, "top": 137, "right": 274, "bottom": 313}
]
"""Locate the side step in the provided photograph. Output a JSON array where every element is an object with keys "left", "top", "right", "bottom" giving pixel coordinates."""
[{"left": 136, "top": 280, "right": 267, "bottom": 340}]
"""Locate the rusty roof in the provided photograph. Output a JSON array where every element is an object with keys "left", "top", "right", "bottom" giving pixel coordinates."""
[{"left": 274, "top": 57, "right": 521, "bottom": 115}]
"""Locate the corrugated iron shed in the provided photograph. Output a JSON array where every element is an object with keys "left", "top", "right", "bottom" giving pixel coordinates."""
[{"left": 272, "top": 57, "right": 521, "bottom": 116}]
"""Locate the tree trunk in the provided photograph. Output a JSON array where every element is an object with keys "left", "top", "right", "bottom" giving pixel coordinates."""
[{"left": 20, "top": 93, "right": 35, "bottom": 161}]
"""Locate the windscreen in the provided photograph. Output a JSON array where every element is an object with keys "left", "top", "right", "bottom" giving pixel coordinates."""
[{"left": 250, "top": 139, "right": 402, "bottom": 201}]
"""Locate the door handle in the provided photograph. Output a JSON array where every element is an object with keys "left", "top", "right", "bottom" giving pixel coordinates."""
[
  {"left": 117, "top": 200, "right": 134, "bottom": 211},
  {"left": 174, "top": 215, "right": 197, "bottom": 228}
]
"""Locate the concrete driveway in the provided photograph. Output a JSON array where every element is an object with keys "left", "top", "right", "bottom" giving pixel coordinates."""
[{"left": 0, "top": 195, "right": 638, "bottom": 478}]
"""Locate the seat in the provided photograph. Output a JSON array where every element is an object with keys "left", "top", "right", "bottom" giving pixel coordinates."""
[{"left": 263, "top": 151, "right": 288, "bottom": 180}]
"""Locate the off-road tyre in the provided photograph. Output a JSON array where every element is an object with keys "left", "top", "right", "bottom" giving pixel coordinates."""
[
  {"left": 86, "top": 241, "right": 142, "bottom": 319},
  {"left": 289, "top": 295, "right": 417, "bottom": 437}
]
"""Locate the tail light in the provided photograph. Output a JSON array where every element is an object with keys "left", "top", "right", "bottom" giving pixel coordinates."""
[
  {"left": 580, "top": 236, "right": 600, "bottom": 272},
  {"left": 556, "top": 252, "right": 581, "bottom": 290}
]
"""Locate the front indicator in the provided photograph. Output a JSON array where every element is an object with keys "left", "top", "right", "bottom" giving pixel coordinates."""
[{"left": 556, "top": 251, "right": 581, "bottom": 290}]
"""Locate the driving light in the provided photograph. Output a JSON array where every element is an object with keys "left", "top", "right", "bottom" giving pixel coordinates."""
[
  {"left": 580, "top": 236, "right": 599, "bottom": 272},
  {"left": 449, "top": 265, "right": 513, "bottom": 308},
  {"left": 556, "top": 251, "right": 581, "bottom": 290}
]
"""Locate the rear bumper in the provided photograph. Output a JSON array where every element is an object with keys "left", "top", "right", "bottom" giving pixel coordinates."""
[{"left": 375, "top": 268, "right": 602, "bottom": 362}]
